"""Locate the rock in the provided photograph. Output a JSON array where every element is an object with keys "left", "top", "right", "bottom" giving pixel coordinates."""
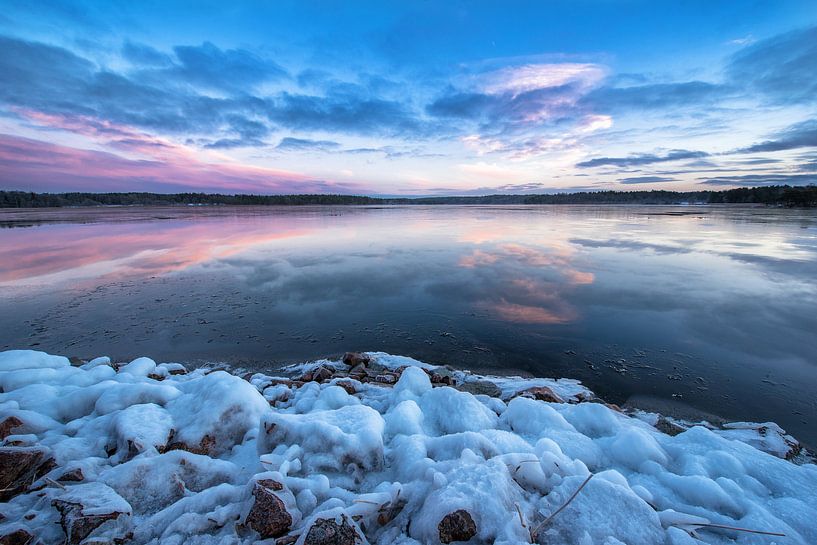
[
  {"left": 303, "top": 514, "right": 362, "bottom": 545},
  {"left": 245, "top": 480, "right": 292, "bottom": 538},
  {"left": 0, "top": 447, "right": 52, "bottom": 501},
  {"left": 655, "top": 416, "right": 685, "bottom": 436},
  {"left": 166, "top": 434, "right": 216, "bottom": 456},
  {"left": 57, "top": 468, "right": 85, "bottom": 482},
  {"left": 334, "top": 380, "right": 358, "bottom": 395},
  {"left": 276, "top": 536, "right": 299, "bottom": 545},
  {"left": 342, "top": 352, "right": 371, "bottom": 368},
  {"left": 429, "top": 372, "right": 454, "bottom": 386},
  {"left": 0, "top": 528, "right": 34, "bottom": 545},
  {"left": 375, "top": 374, "right": 397, "bottom": 385},
  {"left": 516, "top": 386, "right": 564, "bottom": 404},
  {"left": 377, "top": 498, "right": 407, "bottom": 526},
  {"left": 52, "top": 483, "right": 132, "bottom": 545},
  {"left": 313, "top": 366, "right": 335, "bottom": 382},
  {"left": 0, "top": 416, "right": 23, "bottom": 440},
  {"left": 438, "top": 509, "right": 477, "bottom": 544},
  {"left": 455, "top": 380, "right": 502, "bottom": 398}
]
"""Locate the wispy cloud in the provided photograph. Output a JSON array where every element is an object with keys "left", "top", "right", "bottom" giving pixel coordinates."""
[{"left": 577, "top": 149, "right": 709, "bottom": 168}]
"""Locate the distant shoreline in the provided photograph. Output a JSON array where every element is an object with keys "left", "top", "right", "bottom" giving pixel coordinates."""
[{"left": 1, "top": 185, "right": 816, "bottom": 208}]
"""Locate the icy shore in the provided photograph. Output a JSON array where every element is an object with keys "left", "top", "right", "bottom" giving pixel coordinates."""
[{"left": 0, "top": 349, "right": 815, "bottom": 545}]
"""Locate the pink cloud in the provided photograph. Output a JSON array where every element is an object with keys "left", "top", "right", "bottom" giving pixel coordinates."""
[{"left": 0, "top": 133, "right": 363, "bottom": 193}]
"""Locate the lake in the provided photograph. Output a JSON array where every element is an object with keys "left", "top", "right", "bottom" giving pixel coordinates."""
[{"left": 1, "top": 204, "right": 816, "bottom": 446}]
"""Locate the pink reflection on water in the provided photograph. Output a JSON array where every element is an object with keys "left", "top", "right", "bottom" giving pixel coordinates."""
[
  {"left": 458, "top": 240, "right": 593, "bottom": 324},
  {"left": 0, "top": 219, "right": 310, "bottom": 285}
]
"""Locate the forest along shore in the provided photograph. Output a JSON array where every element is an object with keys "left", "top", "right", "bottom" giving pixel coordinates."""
[
  {"left": 2, "top": 185, "right": 817, "bottom": 208},
  {"left": 0, "top": 349, "right": 815, "bottom": 545}
]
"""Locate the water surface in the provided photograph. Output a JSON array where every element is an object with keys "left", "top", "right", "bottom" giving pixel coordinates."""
[{"left": 1, "top": 205, "right": 816, "bottom": 445}]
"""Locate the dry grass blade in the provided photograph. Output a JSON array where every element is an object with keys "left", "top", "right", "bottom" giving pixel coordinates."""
[
  {"left": 530, "top": 473, "right": 594, "bottom": 542},
  {"left": 681, "top": 522, "right": 785, "bottom": 537},
  {"left": 515, "top": 503, "right": 526, "bottom": 528}
]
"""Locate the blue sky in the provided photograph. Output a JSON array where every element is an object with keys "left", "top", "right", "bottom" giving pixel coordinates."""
[{"left": 0, "top": 0, "right": 816, "bottom": 195}]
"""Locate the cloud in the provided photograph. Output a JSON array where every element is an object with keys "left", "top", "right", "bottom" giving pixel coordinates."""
[
  {"left": 477, "top": 63, "right": 606, "bottom": 96},
  {"left": 168, "top": 41, "right": 288, "bottom": 91},
  {"left": 122, "top": 41, "right": 172, "bottom": 67},
  {"left": 276, "top": 137, "right": 341, "bottom": 151},
  {"left": 618, "top": 176, "right": 677, "bottom": 184},
  {"left": 0, "top": 34, "right": 437, "bottom": 150},
  {"left": 427, "top": 62, "right": 605, "bottom": 130},
  {"left": 736, "top": 119, "right": 817, "bottom": 153},
  {"left": 726, "top": 25, "right": 817, "bottom": 104},
  {"left": 0, "top": 133, "right": 363, "bottom": 193},
  {"left": 581, "top": 81, "right": 727, "bottom": 112},
  {"left": 267, "top": 91, "right": 427, "bottom": 137},
  {"left": 698, "top": 173, "right": 817, "bottom": 187},
  {"left": 577, "top": 149, "right": 709, "bottom": 168}
]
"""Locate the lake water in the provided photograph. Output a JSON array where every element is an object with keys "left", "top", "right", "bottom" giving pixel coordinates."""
[{"left": 1, "top": 205, "right": 816, "bottom": 446}]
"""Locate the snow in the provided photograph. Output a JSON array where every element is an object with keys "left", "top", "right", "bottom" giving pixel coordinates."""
[{"left": 0, "top": 349, "right": 816, "bottom": 545}]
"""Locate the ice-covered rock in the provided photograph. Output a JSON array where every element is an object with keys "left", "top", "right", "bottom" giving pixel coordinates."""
[
  {"left": 244, "top": 479, "right": 294, "bottom": 538},
  {"left": 1, "top": 349, "right": 816, "bottom": 545},
  {"left": 0, "top": 446, "right": 53, "bottom": 501},
  {"left": 300, "top": 512, "right": 364, "bottom": 545},
  {"left": 437, "top": 509, "right": 476, "bottom": 544},
  {"left": 51, "top": 482, "right": 132, "bottom": 544},
  {"left": 165, "top": 371, "right": 268, "bottom": 456}
]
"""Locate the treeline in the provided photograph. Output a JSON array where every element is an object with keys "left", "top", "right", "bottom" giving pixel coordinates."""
[{"left": 1, "top": 185, "right": 816, "bottom": 208}]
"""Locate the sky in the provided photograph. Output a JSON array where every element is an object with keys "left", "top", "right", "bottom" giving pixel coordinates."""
[{"left": 0, "top": 0, "right": 816, "bottom": 196}]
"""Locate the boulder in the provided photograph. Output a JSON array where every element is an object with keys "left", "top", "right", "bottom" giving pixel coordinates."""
[
  {"left": 0, "top": 416, "right": 23, "bottom": 440},
  {"left": 515, "top": 386, "right": 564, "bottom": 404},
  {"left": 52, "top": 483, "right": 132, "bottom": 545},
  {"left": 455, "top": 381, "right": 502, "bottom": 398},
  {"left": 313, "top": 367, "right": 335, "bottom": 382},
  {"left": 303, "top": 514, "right": 363, "bottom": 545},
  {"left": 334, "top": 380, "right": 358, "bottom": 395},
  {"left": 0, "top": 447, "right": 52, "bottom": 501},
  {"left": 57, "top": 467, "right": 85, "bottom": 482},
  {"left": 0, "top": 528, "right": 34, "bottom": 545},
  {"left": 245, "top": 480, "right": 292, "bottom": 538},
  {"left": 342, "top": 352, "right": 371, "bottom": 368},
  {"left": 438, "top": 509, "right": 477, "bottom": 544}
]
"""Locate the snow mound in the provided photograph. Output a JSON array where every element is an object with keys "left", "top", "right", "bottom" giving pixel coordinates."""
[{"left": 0, "top": 349, "right": 815, "bottom": 545}]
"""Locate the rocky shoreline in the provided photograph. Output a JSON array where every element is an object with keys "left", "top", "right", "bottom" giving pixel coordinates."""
[{"left": 1, "top": 349, "right": 814, "bottom": 544}]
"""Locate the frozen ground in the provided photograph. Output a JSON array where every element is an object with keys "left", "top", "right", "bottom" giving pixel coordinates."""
[{"left": 0, "top": 349, "right": 815, "bottom": 545}]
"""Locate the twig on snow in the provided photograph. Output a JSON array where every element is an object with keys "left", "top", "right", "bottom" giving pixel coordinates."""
[{"left": 529, "top": 473, "right": 593, "bottom": 542}]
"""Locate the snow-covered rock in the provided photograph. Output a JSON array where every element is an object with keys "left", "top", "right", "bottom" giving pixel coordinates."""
[{"left": 0, "top": 349, "right": 815, "bottom": 545}]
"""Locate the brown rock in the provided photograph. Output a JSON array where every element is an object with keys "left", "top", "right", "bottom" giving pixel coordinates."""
[
  {"left": 0, "top": 416, "right": 23, "bottom": 440},
  {"left": 53, "top": 502, "right": 123, "bottom": 545},
  {"left": 57, "top": 468, "right": 85, "bottom": 482},
  {"left": 516, "top": 386, "right": 564, "bottom": 404},
  {"left": 0, "top": 528, "right": 34, "bottom": 545},
  {"left": 429, "top": 373, "right": 454, "bottom": 386},
  {"left": 343, "top": 352, "right": 371, "bottom": 368},
  {"left": 377, "top": 498, "right": 407, "bottom": 526},
  {"left": 375, "top": 374, "right": 397, "bottom": 385},
  {"left": 166, "top": 434, "right": 216, "bottom": 456},
  {"left": 0, "top": 447, "right": 52, "bottom": 501},
  {"left": 245, "top": 480, "right": 292, "bottom": 538},
  {"left": 655, "top": 417, "right": 685, "bottom": 437},
  {"left": 303, "top": 514, "right": 362, "bottom": 545},
  {"left": 334, "top": 380, "right": 358, "bottom": 395},
  {"left": 313, "top": 367, "right": 335, "bottom": 383},
  {"left": 438, "top": 509, "right": 477, "bottom": 544}
]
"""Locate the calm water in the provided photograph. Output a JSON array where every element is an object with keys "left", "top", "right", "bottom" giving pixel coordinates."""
[{"left": 2, "top": 205, "right": 816, "bottom": 445}]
